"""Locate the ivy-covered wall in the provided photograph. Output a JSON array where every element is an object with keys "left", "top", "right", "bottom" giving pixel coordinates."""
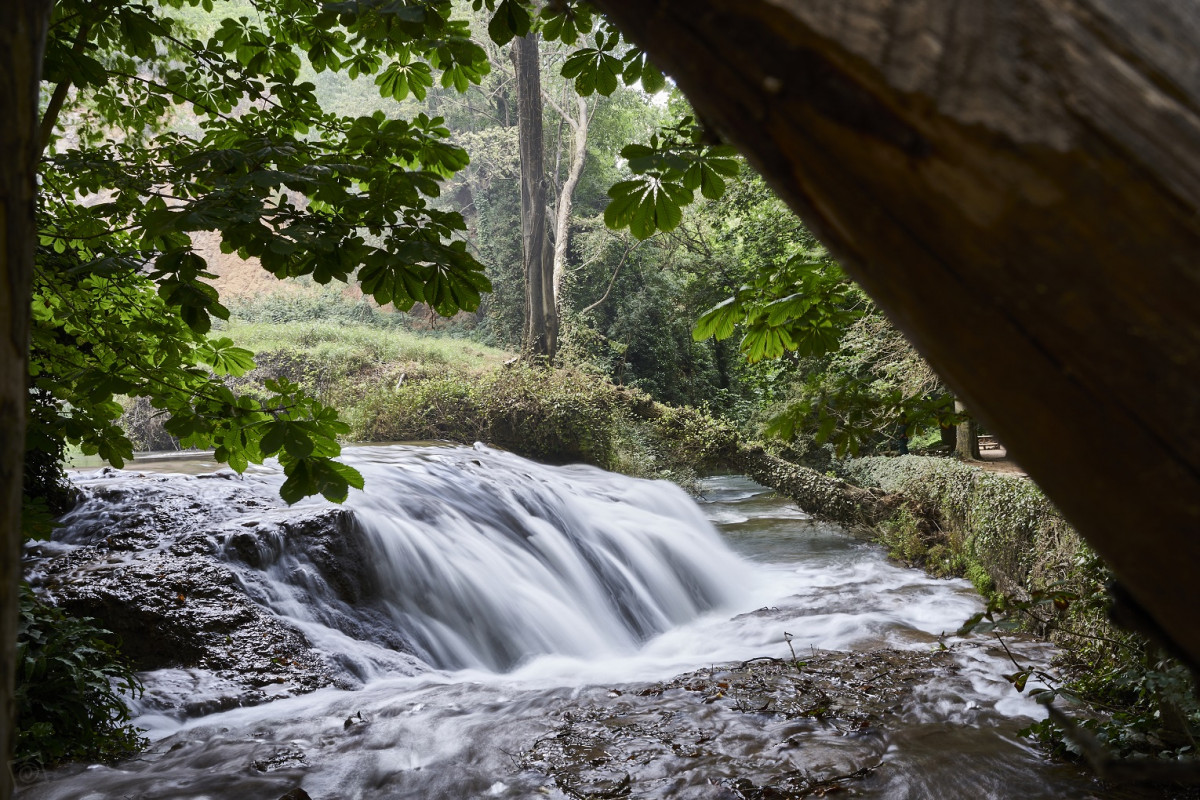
[
  {"left": 842, "top": 456, "right": 1200, "bottom": 759},
  {"left": 843, "top": 456, "right": 1084, "bottom": 610}
]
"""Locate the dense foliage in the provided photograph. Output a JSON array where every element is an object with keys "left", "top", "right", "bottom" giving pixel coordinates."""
[
  {"left": 14, "top": 587, "right": 145, "bottom": 769},
  {"left": 33, "top": 0, "right": 497, "bottom": 508}
]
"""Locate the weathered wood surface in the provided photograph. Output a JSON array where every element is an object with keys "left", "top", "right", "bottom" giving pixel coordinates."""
[
  {"left": 591, "top": 0, "right": 1200, "bottom": 664},
  {"left": 1, "top": 4, "right": 50, "bottom": 796}
]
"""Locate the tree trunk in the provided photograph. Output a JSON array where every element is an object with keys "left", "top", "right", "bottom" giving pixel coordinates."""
[
  {"left": 939, "top": 423, "right": 957, "bottom": 452},
  {"left": 590, "top": 0, "right": 1200, "bottom": 667},
  {"left": 731, "top": 446, "right": 899, "bottom": 529},
  {"left": 0, "top": 4, "right": 50, "bottom": 795},
  {"left": 954, "top": 400, "right": 980, "bottom": 460},
  {"left": 551, "top": 95, "right": 590, "bottom": 303},
  {"left": 623, "top": 399, "right": 899, "bottom": 529},
  {"left": 511, "top": 32, "right": 557, "bottom": 362}
]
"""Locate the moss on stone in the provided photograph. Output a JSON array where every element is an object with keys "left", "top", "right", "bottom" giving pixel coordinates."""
[{"left": 843, "top": 455, "right": 1123, "bottom": 647}]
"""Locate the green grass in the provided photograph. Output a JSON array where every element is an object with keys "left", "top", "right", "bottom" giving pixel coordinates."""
[
  {"left": 224, "top": 320, "right": 513, "bottom": 375},
  {"left": 120, "top": 319, "right": 730, "bottom": 485}
]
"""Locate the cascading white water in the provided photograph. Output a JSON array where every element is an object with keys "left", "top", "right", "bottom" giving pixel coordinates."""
[
  {"left": 23, "top": 446, "right": 1130, "bottom": 800},
  {"left": 241, "top": 444, "right": 755, "bottom": 674}
]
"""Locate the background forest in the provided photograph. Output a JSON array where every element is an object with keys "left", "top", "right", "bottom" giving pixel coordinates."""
[{"left": 118, "top": 0, "right": 961, "bottom": 470}]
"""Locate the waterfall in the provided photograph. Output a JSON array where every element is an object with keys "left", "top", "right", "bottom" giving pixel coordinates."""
[
  {"left": 219, "top": 444, "right": 755, "bottom": 674},
  {"left": 28, "top": 447, "right": 1085, "bottom": 800}
]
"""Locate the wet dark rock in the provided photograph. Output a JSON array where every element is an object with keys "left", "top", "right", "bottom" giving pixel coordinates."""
[
  {"left": 24, "top": 471, "right": 412, "bottom": 712},
  {"left": 39, "top": 544, "right": 334, "bottom": 696},
  {"left": 277, "top": 789, "right": 312, "bottom": 800},
  {"left": 523, "top": 649, "right": 954, "bottom": 799},
  {"left": 251, "top": 747, "right": 308, "bottom": 773},
  {"left": 221, "top": 509, "right": 376, "bottom": 605}
]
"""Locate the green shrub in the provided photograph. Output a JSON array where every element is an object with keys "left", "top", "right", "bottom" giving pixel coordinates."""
[
  {"left": 877, "top": 505, "right": 924, "bottom": 564},
  {"left": 642, "top": 404, "right": 741, "bottom": 475},
  {"left": 15, "top": 587, "right": 146, "bottom": 769},
  {"left": 351, "top": 366, "right": 627, "bottom": 468},
  {"left": 24, "top": 389, "right": 77, "bottom": 538}
]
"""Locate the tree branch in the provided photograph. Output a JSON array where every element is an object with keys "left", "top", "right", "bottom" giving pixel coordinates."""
[
  {"left": 541, "top": 87, "right": 579, "bottom": 130},
  {"left": 39, "top": 21, "right": 90, "bottom": 153},
  {"left": 579, "top": 235, "right": 653, "bottom": 315}
]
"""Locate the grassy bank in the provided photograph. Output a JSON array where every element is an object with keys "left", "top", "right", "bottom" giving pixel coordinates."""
[
  {"left": 120, "top": 321, "right": 738, "bottom": 487},
  {"left": 122, "top": 321, "right": 510, "bottom": 452},
  {"left": 231, "top": 320, "right": 511, "bottom": 401},
  {"left": 845, "top": 455, "right": 1200, "bottom": 760}
]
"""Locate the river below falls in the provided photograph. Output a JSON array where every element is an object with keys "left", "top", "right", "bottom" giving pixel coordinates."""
[{"left": 17, "top": 445, "right": 1155, "bottom": 798}]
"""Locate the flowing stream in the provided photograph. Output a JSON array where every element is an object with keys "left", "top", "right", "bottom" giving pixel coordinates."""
[{"left": 19, "top": 445, "right": 1130, "bottom": 799}]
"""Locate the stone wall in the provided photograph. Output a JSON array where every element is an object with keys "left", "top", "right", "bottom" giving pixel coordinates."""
[{"left": 844, "top": 456, "right": 1083, "bottom": 601}]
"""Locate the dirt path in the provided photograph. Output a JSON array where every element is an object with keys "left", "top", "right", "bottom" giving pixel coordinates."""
[{"left": 973, "top": 442, "right": 1028, "bottom": 477}]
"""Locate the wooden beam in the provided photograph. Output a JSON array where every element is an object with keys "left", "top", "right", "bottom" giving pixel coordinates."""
[
  {"left": 590, "top": 0, "right": 1200, "bottom": 663},
  {"left": 0, "top": 3, "right": 50, "bottom": 796}
]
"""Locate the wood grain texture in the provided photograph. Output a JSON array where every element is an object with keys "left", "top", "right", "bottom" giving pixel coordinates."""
[
  {"left": 0, "top": 4, "right": 50, "bottom": 795},
  {"left": 590, "top": 0, "right": 1200, "bottom": 663}
]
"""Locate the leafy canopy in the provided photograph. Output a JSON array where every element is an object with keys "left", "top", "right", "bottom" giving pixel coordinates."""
[{"left": 35, "top": 0, "right": 497, "bottom": 504}]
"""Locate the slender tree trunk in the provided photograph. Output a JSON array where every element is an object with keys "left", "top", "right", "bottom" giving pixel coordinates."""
[
  {"left": 551, "top": 95, "right": 590, "bottom": 303},
  {"left": 954, "top": 400, "right": 980, "bottom": 460},
  {"left": 511, "top": 32, "right": 557, "bottom": 362},
  {"left": 38, "top": 21, "right": 89, "bottom": 151},
  {"left": 939, "top": 423, "right": 958, "bottom": 452},
  {"left": 1, "top": 5, "right": 50, "bottom": 795}
]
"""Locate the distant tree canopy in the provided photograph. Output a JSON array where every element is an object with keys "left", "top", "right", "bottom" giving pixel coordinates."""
[{"left": 28, "top": 0, "right": 944, "bottom": 521}]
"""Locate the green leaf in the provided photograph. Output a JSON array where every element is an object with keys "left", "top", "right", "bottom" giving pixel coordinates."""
[
  {"left": 652, "top": 181, "right": 685, "bottom": 232},
  {"left": 487, "top": 0, "right": 531, "bottom": 45},
  {"left": 619, "top": 144, "right": 655, "bottom": 161},
  {"left": 561, "top": 49, "right": 595, "bottom": 80},
  {"left": 595, "top": 54, "right": 620, "bottom": 96},
  {"left": 698, "top": 163, "right": 726, "bottom": 200},
  {"left": 280, "top": 457, "right": 363, "bottom": 505},
  {"left": 640, "top": 62, "right": 666, "bottom": 94},
  {"left": 260, "top": 420, "right": 288, "bottom": 456},
  {"left": 693, "top": 297, "right": 742, "bottom": 341},
  {"left": 282, "top": 423, "right": 315, "bottom": 459},
  {"left": 197, "top": 338, "right": 256, "bottom": 376}
]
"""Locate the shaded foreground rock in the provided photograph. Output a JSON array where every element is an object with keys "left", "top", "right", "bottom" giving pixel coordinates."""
[
  {"left": 523, "top": 648, "right": 956, "bottom": 800},
  {"left": 24, "top": 470, "right": 414, "bottom": 713}
]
